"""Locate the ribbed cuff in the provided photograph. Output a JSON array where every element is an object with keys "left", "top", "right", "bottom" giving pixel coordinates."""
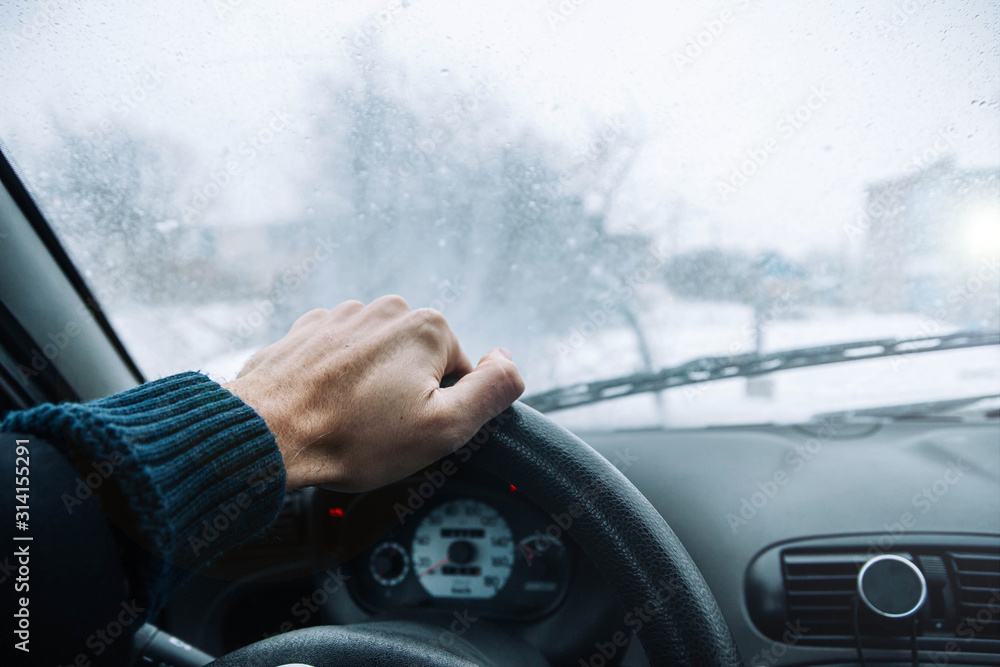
[{"left": 1, "top": 372, "right": 286, "bottom": 614}]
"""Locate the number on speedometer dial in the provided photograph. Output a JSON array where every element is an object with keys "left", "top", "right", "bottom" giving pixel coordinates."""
[{"left": 412, "top": 499, "right": 514, "bottom": 599}]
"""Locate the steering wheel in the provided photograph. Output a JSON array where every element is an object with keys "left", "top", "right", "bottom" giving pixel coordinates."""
[{"left": 209, "top": 402, "right": 744, "bottom": 666}]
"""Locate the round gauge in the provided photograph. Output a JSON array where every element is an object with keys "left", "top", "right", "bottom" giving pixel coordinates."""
[
  {"left": 369, "top": 541, "right": 410, "bottom": 587},
  {"left": 412, "top": 499, "right": 514, "bottom": 599},
  {"left": 517, "top": 534, "right": 571, "bottom": 594}
]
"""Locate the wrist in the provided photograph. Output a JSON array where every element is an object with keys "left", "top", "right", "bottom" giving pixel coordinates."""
[
  {"left": 2, "top": 372, "right": 287, "bottom": 614},
  {"left": 222, "top": 376, "right": 310, "bottom": 490}
]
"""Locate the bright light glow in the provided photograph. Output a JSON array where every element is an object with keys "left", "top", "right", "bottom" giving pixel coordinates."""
[{"left": 962, "top": 201, "right": 1000, "bottom": 257}]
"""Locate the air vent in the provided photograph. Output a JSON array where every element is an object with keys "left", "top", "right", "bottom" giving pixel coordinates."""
[
  {"left": 748, "top": 537, "right": 1000, "bottom": 653},
  {"left": 782, "top": 552, "right": 868, "bottom": 638},
  {"left": 948, "top": 551, "right": 1000, "bottom": 640}
]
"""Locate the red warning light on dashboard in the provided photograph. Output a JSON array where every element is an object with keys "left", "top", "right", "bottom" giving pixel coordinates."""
[
  {"left": 509, "top": 484, "right": 518, "bottom": 492},
  {"left": 328, "top": 507, "right": 345, "bottom": 517}
]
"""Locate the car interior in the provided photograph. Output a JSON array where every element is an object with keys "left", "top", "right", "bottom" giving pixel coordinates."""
[{"left": 1, "top": 2, "right": 998, "bottom": 666}]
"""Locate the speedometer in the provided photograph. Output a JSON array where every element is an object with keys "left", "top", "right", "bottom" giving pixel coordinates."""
[{"left": 412, "top": 499, "right": 514, "bottom": 599}]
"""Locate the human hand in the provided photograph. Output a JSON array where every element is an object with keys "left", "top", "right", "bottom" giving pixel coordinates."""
[{"left": 223, "top": 296, "right": 525, "bottom": 491}]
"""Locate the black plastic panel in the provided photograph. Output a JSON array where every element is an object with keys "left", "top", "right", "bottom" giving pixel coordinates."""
[
  {"left": 746, "top": 534, "right": 999, "bottom": 652},
  {"left": 578, "top": 420, "right": 1000, "bottom": 666}
]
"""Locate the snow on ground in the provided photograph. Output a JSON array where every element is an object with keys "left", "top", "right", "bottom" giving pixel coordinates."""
[
  {"left": 546, "top": 347, "right": 1000, "bottom": 432},
  {"left": 107, "top": 301, "right": 260, "bottom": 384},
  {"left": 108, "top": 287, "right": 1000, "bottom": 432},
  {"left": 533, "top": 284, "right": 1000, "bottom": 431}
]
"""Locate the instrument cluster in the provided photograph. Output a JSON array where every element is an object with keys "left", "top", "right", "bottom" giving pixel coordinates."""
[{"left": 319, "top": 475, "right": 574, "bottom": 620}]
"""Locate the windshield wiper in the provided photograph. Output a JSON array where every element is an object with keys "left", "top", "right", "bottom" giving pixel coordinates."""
[
  {"left": 521, "top": 329, "right": 1000, "bottom": 413},
  {"left": 812, "top": 393, "right": 1000, "bottom": 423}
]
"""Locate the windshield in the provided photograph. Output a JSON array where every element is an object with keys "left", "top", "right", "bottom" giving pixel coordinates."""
[{"left": 2, "top": 1, "right": 998, "bottom": 429}]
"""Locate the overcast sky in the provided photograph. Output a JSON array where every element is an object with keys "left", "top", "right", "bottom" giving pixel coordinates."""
[{"left": 2, "top": 0, "right": 998, "bottom": 257}]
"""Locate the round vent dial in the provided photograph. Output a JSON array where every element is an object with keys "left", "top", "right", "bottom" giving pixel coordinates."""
[{"left": 857, "top": 554, "right": 927, "bottom": 618}]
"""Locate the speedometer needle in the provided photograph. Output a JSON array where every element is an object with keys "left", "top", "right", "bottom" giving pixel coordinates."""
[{"left": 420, "top": 557, "right": 450, "bottom": 577}]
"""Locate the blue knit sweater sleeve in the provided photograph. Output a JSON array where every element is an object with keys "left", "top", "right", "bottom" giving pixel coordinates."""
[{"left": 0, "top": 371, "right": 286, "bottom": 616}]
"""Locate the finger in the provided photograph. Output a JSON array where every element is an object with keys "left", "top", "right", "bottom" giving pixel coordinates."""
[
  {"left": 476, "top": 347, "right": 512, "bottom": 365},
  {"left": 432, "top": 348, "right": 525, "bottom": 447}
]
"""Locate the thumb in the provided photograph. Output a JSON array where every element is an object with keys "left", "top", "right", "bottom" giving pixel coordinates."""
[{"left": 435, "top": 348, "right": 525, "bottom": 447}]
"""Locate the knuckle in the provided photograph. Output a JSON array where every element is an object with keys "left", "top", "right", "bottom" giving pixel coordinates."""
[
  {"left": 338, "top": 299, "right": 364, "bottom": 311},
  {"left": 373, "top": 294, "right": 409, "bottom": 312},
  {"left": 295, "top": 308, "right": 329, "bottom": 325},
  {"left": 409, "top": 308, "right": 448, "bottom": 333},
  {"left": 493, "top": 359, "right": 525, "bottom": 398}
]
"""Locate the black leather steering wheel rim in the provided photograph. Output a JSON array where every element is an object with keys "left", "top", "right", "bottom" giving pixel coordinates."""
[
  {"left": 474, "top": 401, "right": 744, "bottom": 667},
  {"left": 210, "top": 401, "right": 743, "bottom": 666}
]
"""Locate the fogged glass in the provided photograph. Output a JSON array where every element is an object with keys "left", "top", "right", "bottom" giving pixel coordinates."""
[{"left": 1, "top": 1, "right": 997, "bottom": 428}]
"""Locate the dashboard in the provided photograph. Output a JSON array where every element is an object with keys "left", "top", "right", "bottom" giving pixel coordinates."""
[
  {"left": 164, "top": 417, "right": 1000, "bottom": 666},
  {"left": 320, "top": 475, "right": 574, "bottom": 620}
]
